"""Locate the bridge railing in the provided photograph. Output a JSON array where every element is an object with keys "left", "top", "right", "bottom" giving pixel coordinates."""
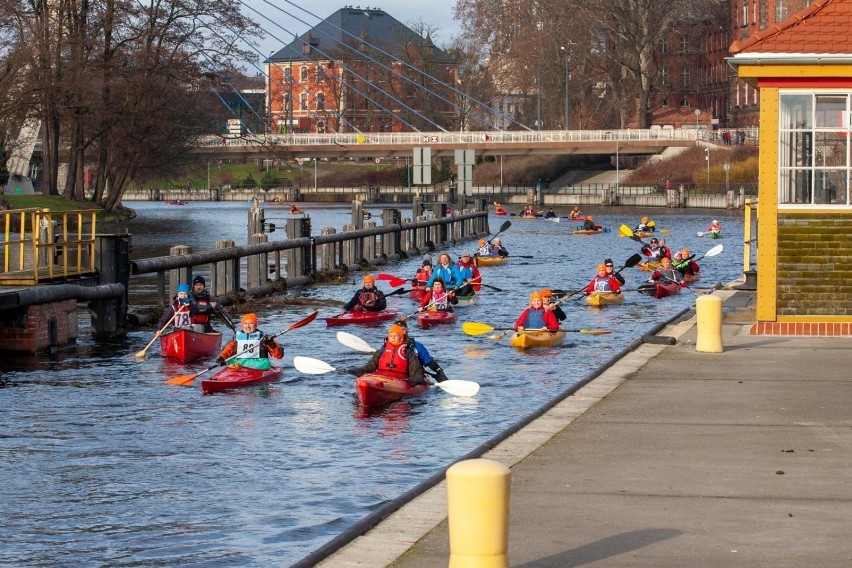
[
  {"left": 194, "top": 128, "right": 705, "bottom": 148},
  {"left": 1, "top": 208, "right": 98, "bottom": 285}
]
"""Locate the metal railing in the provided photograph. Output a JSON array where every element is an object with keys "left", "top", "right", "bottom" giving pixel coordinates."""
[{"left": 1, "top": 208, "right": 98, "bottom": 285}]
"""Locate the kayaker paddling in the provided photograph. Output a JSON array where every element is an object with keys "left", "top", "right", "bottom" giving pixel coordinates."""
[
  {"left": 342, "top": 274, "right": 387, "bottom": 313},
  {"left": 515, "top": 292, "right": 559, "bottom": 332},
  {"left": 216, "top": 313, "right": 283, "bottom": 371},
  {"left": 157, "top": 283, "right": 195, "bottom": 331},
  {"left": 584, "top": 264, "right": 623, "bottom": 298},
  {"left": 540, "top": 289, "right": 567, "bottom": 322},
  {"left": 345, "top": 323, "right": 426, "bottom": 386},
  {"left": 189, "top": 275, "right": 218, "bottom": 333}
]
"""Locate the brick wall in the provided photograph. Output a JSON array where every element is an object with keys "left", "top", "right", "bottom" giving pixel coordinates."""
[
  {"left": 777, "top": 213, "right": 852, "bottom": 316},
  {"left": 0, "top": 299, "right": 78, "bottom": 353}
]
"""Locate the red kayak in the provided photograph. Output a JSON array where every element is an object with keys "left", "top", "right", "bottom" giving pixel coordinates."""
[
  {"left": 416, "top": 309, "right": 457, "bottom": 329},
  {"left": 159, "top": 329, "right": 222, "bottom": 363},
  {"left": 355, "top": 372, "right": 430, "bottom": 407},
  {"left": 639, "top": 280, "right": 683, "bottom": 299},
  {"left": 325, "top": 309, "right": 398, "bottom": 327},
  {"left": 201, "top": 365, "right": 283, "bottom": 394},
  {"left": 409, "top": 286, "right": 428, "bottom": 303}
]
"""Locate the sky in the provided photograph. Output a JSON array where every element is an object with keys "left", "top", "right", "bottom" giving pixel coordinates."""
[{"left": 240, "top": 0, "right": 463, "bottom": 63}]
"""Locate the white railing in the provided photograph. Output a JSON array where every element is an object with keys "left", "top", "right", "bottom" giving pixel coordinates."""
[{"left": 195, "top": 128, "right": 708, "bottom": 148}]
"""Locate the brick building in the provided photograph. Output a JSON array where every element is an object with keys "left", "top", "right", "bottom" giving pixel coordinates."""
[
  {"left": 729, "top": 0, "right": 852, "bottom": 333},
  {"left": 265, "top": 7, "right": 457, "bottom": 134}
]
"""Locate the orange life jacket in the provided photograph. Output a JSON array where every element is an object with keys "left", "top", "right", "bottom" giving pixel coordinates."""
[{"left": 376, "top": 341, "right": 410, "bottom": 380}]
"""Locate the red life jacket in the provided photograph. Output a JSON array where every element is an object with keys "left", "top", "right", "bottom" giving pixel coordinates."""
[
  {"left": 358, "top": 290, "right": 379, "bottom": 307},
  {"left": 192, "top": 297, "right": 211, "bottom": 325},
  {"left": 376, "top": 341, "right": 410, "bottom": 380}
]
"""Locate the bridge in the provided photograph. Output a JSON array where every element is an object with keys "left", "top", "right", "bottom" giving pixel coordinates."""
[{"left": 192, "top": 128, "right": 702, "bottom": 160}]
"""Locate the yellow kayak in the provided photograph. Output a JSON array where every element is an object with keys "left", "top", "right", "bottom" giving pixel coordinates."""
[
  {"left": 585, "top": 292, "right": 624, "bottom": 307},
  {"left": 640, "top": 261, "right": 661, "bottom": 271},
  {"left": 475, "top": 255, "right": 509, "bottom": 267},
  {"left": 509, "top": 328, "right": 566, "bottom": 349}
]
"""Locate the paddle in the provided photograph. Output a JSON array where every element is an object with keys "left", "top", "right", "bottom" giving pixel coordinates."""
[
  {"left": 488, "top": 220, "right": 511, "bottom": 243},
  {"left": 378, "top": 273, "right": 412, "bottom": 288},
  {"left": 551, "top": 253, "right": 642, "bottom": 307},
  {"left": 694, "top": 243, "right": 724, "bottom": 263},
  {"left": 134, "top": 306, "right": 186, "bottom": 361},
  {"left": 292, "top": 355, "right": 480, "bottom": 397},
  {"left": 619, "top": 224, "right": 645, "bottom": 243},
  {"left": 215, "top": 305, "right": 236, "bottom": 332},
  {"left": 461, "top": 321, "right": 611, "bottom": 336},
  {"left": 164, "top": 310, "right": 319, "bottom": 386}
]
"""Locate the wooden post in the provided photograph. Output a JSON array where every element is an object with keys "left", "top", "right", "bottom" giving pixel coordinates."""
[
  {"left": 247, "top": 233, "right": 268, "bottom": 288},
  {"left": 214, "top": 239, "right": 237, "bottom": 296},
  {"left": 342, "top": 223, "right": 357, "bottom": 268},
  {"left": 319, "top": 227, "right": 336, "bottom": 271},
  {"left": 168, "top": 245, "right": 192, "bottom": 296},
  {"left": 363, "top": 221, "right": 377, "bottom": 261},
  {"left": 286, "top": 217, "right": 308, "bottom": 277},
  {"left": 351, "top": 200, "right": 364, "bottom": 230}
]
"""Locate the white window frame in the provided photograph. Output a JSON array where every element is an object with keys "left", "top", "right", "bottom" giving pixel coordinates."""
[{"left": 778, "top": 91, "right": 852, "bottom": 208}]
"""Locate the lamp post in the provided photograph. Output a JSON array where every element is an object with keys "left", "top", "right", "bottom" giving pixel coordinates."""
[
  {"left": 724, "top": 162, "right": 730, "bottom": 192},
  {"left": 560, "top": 46, "right": 570, "bottom": 130},
  {"left": 694, "top": 108, "right": 701, "bottom": 135},
  {"left": 705, "top": 147, "right": 710, "bottom": 183},
  {"left": 536, "top": 59, "right": 542, "bottom": 131}
]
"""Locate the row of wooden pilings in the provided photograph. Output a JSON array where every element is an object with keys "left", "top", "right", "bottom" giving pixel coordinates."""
[{"left": 130, "top": 199, "right": 489, "bottom": 308}]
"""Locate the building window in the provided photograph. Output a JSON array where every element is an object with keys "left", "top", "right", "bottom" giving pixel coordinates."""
[
  {"left": 284, "top": 67, "right": 292, "bottom": 80},
  {"left": 776, "top": 0, "right": 789, "bottom": 21},
  {"left": 681, "top": 66, "right": 690, "bottom": 87},
  {"left": 681, "top": 98, "right": 691, "bottom": 108},
  {"left": 680, "top": 36, "right": 688, "bottom": 54},
  {"left": 300, "top": 66, "right": 308, "bottom": 82},
  {"left": 317, "top": 64, "right": 326, "bottom": 82},
  {"left": 778, "top": 92, "right": 851, "bottom": 207},
  {"left": 660, "top": 67, "right": 669, "bottom": 86},
  {"left": 299, "top": 93, "right": 308, "bottom": 110},
  {"left": 659, "top": 39, "right": 669, "bottom": 55},
  {"left": 316, "top": 92, "right": 325, "bottom": 110}
]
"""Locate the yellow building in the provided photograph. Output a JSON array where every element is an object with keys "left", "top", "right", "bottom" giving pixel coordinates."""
[{"left": 730, "top": 0, "right": 852, "bottom": 335}]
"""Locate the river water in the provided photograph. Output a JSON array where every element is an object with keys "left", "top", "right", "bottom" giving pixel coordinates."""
[{"left": 0, "top": 201, "right": 752, "bottom": 566}]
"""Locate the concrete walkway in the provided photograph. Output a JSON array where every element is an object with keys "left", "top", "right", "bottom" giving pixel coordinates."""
[{"left": 318, "top": 290, "right": 852, "bottom": 567}]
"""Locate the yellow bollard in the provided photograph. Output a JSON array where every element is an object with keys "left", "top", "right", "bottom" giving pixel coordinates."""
[
  {"left": 695, "top": 294, "right": 724, "bottom": 353},
  {"left": 447, "top": 459, "right": 511, "bottom": 568}
]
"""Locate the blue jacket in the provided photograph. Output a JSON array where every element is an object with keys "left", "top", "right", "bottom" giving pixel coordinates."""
[{"left": 427, "top": 264, "right": 462, "bottom": 289}]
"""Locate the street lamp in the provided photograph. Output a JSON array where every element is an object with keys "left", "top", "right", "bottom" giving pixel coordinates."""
[
  {"left": 705, "top": 147, "right": 710, "bottom": 183},
  {"left": 724, "top": 162, "right": 731, "bottom": 192},
  {"left": 560, "top": 46, "right": 570, "bottom": 130},
  {"left": 536, "top": 59, "right": 542, "bottom": 131},
  {"left": 694, "top": 108, "right": 701, "bottom": 135}
]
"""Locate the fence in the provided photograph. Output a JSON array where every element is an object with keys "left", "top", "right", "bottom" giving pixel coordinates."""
[{"left": 1, "top": 208, "right": 98, "bottom": 286}]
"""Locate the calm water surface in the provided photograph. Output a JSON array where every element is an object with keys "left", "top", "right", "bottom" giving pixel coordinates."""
[{"left": 0, "top": 202, "right": 752, "bottom": 566}]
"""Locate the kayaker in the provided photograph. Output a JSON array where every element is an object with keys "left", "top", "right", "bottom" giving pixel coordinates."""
[
  {"left": 544, "top": 208, "right": 558, "bottom": 219},
  {"left": 649, "top": 257, "right": 683, "bottom": 284},
  {"left": 490, "top": 237, "right": 509, "bottom": 257},
  {"left": 345, "top": 323, "right": 426, "bottom": 386},
  {"left": 672, "top": 248, "right": 700, "bottom": 277},
  {"left": 603, "top": 258, "right": 626, "bottom": 285},
  {"left": 412, "top": 255, "right": 432, "bottom": 286},
  {"left": 583, "top": 215, "right": 602, "bottom": 231},
  {"left": 641, "top": 237, "right": 663, "bottom": 260},
  {"left": 706, "top": 219, "right": 723, "bottom": 235},
  {"left": 290, "top": 204, "right": 300, "bottom": 214},
  {"left": 418, "top": 277, "right": 458, "bottom": 312},
  {"left": 455, "top": 251, "right": 481, "bottom": 295},
  {"left": 521, "top": 203, "right": 536, "bottom": 216},
  {"left": 515, "top": 292, "right": 559, "bottom": 332},
  {"left": 216, "top": 313, "right": 283, "bottom": 371},
  {"left": 426, "top": 253, "right": 463, "bottom": 289},
  {"left": 475, "top": 238, "right": 491, "bottom": 257},
  {"left": 394, "top": 319, "right": 449, "bottom": 382},
  {"left": 157, "top": 283, "right": 195, "bottom": 330},
  {"left": 540, "top": 289, "right": 567, "bottom": 322},
  {"left": 342, "top": 275, "right": 388, "bottom": 313},
  {"left": 658, "top": 238, "right": 673, "bottom": 260},
  {"left": 494, "top": 202, "right": 506, "bottom": 215},
  {"left": 569, "top": 205, "right": 583, "bottom": 219},
  {"left": 584, "top": 264, "right": 623, "bottom": 297},
  {"left": 635, "top": 216, "right": 655, "bottom": 233},
  {"left": 189, "top": 275, "right": 218, "bottom": 333}
]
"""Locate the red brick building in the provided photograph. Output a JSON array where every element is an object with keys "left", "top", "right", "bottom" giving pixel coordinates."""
[{"left": 264, "top": 7, "right": 457, "bottom": 134}]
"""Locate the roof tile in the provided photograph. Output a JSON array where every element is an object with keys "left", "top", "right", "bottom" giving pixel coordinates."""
[{"left": 730, "top": 0, "right": 852, "bottom": 54}]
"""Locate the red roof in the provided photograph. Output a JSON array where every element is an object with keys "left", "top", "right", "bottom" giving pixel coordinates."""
[{"left": 730, "top": 0, "right": 852, "bottom": 55}]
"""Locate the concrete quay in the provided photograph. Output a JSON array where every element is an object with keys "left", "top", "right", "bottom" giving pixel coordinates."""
[{"left": 318, "top": 289, "right": 852, "bottom": 567}]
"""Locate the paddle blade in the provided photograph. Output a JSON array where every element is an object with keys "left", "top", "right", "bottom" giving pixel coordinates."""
[
  {"left": 623, "top": 253, "right": 643, "bottom": 270},
  {"left": 283, "top": 310, "right": 319, "bottom": 334},
  {"left": 385, "top": 277, "right": 409, "bottom": 288},
  {"left": 336, "top": 331, "right": 376, "bottom": 353},
  {"left": 497, "top": 220, "right": 511, "bottom": 233},
  {"left": 462, "top": 321, "right": 496, "bottom": 336},
  {"left": 696, "top": 232, "right": 704, "bottom": 237},
  {"left": 435, "top": 379, "right": 480, "bottom": 397},
  {"left": 578, "top": 329, "right": 612, "bottom": 335},
  {"left": 376, "top": 273, "right": 399, "bottom": 281},
  {"left": 133, "top": 350, "right": 148, "bottom": 361},
  {"left": 293, "top": 356, "right": 336, "bottom": 375},
  {"left": 704, "top": 244, "right": 724, "bottom": 257},
  {"left": 165, "top": 374, "right": 198, "bottom": 386},
  {"left": 619, "top": 224, "right": 633, "bottom": 237}
]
